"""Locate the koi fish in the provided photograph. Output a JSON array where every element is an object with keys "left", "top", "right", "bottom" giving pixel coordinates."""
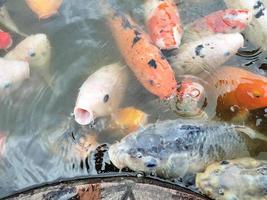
[
  {"left": 0, "top": 58, "right": 30, "bottom": 93},
  {"left": 109, "top": 107, "right": 148, "bottom": 134},
  {"left": 109, "top": 119, "right": 267, "bottom": 179},
  {"left": 144, "top": 0, "right": 183, "bottom": 50},
  {"left": 4, "top": 34, "right": 51, "bottom": 85},
  {"left": 26, "top": 0, "right": 63, "bottom": 19},
  {"left": 208, "top": 67, "right": 267, "bottom": 121},
  {"left": 169, "top": 33, "right": 244, "bottom": 75},
  {"left": 102, "top": 3, "right": 177, "bottom": 99},
  {"left": 168, "top": 76, "right": 210, "bottom": 120},
  {"left": 183, "top": 9, "right": 252, "bottom": 42},
  {"left": 0, "top": 30, "right": 12, "bottom": 50},
  {"left": 0, "top": 6, "right": 27, "bottom": 37},
  {"left": 196, "top": 158, "right": 267, "bottom": 200},
  {"left": 224, "top": 0, "right": 267, "bottom": 50},
  {"left": 74, "top": 63, "right": 129, "bottom": 125}
]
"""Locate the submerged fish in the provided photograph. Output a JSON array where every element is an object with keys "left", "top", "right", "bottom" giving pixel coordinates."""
[
  {"left": 109, "top": 119, "right": 267, "bottom": 179},
  {"left": 4, "top": 34, "right": 51, "bottom": 85},
  {"left": 196, "top": 157, "right": 267, "bottom": 200},
  {"left": 0, "top": 6, "right": 27, "bottom": 37},
  {"left": 168, "top": 75, "right": 214, "bottom": 120},
  {"left": 207, "top": 67, "right": 267, "bottom": 121},
  {"left": 0, "top": 58, "right": 30, "bottom": 93},
  {"left": 26, "top": 0, "right": 63, "bottom": 19},
  {"left": 183, "top": 9, "right": 252, "bottom": 42},
  {"left": 0, "top": 30, "right": 12, "bottom": 49},
  {"left": 109, "top": 107, "right": 148, "bottom": 134},
  {"left": 74, "top": 63, "right": 129, "bottom": 125},
  {"left": 224, "top": 0, "right": 267, "bottom": 50},
  {"left": 144, "top": 0, "right": 183, "bottom": 50},
  {"left": 102, "top": 3, "right": 177, "bottom": 99},
  {"left": 169, "top": 33, "right": 244, "bottom": 75}
]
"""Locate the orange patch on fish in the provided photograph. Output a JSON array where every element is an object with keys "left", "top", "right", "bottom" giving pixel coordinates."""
[
  {"left": 26, "top": 0, "right": 63, "bottom": 19},
  {"left": 110, "top": 107, "right": 148, "bottom": 134},
  {"left": 105, "top": 8, "right": 177, "bottom": 99},
  {"left": 189, "top": 9, "right": 252, "bottom": 35},
  {"left": 145, "top": 0, "right": 183, "bottom": 49},
  {"left": 211, "top": 67, "right": 267, "bottom": 117},
  {"left": 0, "top": 31, "right": 12, "bottom": 50}
]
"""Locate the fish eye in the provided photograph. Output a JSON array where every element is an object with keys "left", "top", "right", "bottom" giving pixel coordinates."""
[
  {"left": 103, "top": 94, "right": 109, "bottom": 103},
  {"left": 28, "top": 49, "right": 36, "bottom": 57},
  {"left": 253, "top": 91, "right": 261, "bottom": 98},
  {"left": 136, "top": 152, "right": 142, "bottom": 158}
]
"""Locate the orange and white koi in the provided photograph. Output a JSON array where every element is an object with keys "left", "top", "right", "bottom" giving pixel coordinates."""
[
  {"left": 74, "top": 63, "right": 129, "bottom": 125},
  {"left": 26, "top": 0, "right": 63, "bottom": 19},
  {"left": 183, "top": 9, "right": 252, "bottom": 42},
  {"left": 208, "top": 66, "right": 267, "bottom": 120},
  {"left": 144, "top": 0, "right": 183, "bottom": 50},
  {"left": 0, "top": 30, "right": 12, "bottom": 50},
  {"left": 102, "top": 4, "right": 177, "bottom": 99},
  {"left": 224, "top": 0, "right": 267, "bottom": 50},
  {"left": 169, "top": 33, "right": 244, "bottom": 75}
]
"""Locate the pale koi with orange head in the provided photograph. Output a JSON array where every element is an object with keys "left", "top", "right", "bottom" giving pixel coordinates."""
[{"left": 209, "top": 67, "right": 267, "bottom": 119}]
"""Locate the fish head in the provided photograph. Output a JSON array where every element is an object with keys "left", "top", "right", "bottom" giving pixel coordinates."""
[
  {"left": 18, "top": 34, "right": 51, "bottom": 71},
  {"left": 169, "top": 79, "right": 206, "bottom": 116},
  {"left": 235, "top": 79, "right": 267, "bottom": 110},
  {"left": 74, "top": 87, "right": 116, "bottom": 125},
  {"left": 222, "top": 9, "right": 252, "bottom": 31},
  {"left": 108, "top": 138, "right": 160, "bottom": 173}
]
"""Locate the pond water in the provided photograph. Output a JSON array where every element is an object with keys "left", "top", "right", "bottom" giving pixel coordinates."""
[{"left": 0, "top": 0, "right": 267, "bottom": 198}]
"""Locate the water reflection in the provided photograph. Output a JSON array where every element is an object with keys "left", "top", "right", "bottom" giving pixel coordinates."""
[{"left": 0, "top": 0, "right": 267, "bottom": 198}]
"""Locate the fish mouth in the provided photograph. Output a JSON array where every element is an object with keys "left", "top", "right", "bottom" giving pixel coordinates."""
[{"left": 74, "top": 107, "right": 94, "bottom": 125}]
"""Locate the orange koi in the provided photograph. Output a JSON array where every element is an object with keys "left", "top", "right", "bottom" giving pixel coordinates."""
[
  {"left": 109, "top": 107, "right": 148, "bottom": 134},
  {"left": 209, "top": 67, "right": 267, "bottom": 119},
  {"left": 103, "top": 5, "right": 177, "bottom": 99},
  {"left": 144, "top": 0, "right": 183, "bottom": 50},
  {"left": 184, "top": 9, "right": 252, "bottom": 42},
  {"left": 26, "top": 0, "right": 63, "bottom": 19}
]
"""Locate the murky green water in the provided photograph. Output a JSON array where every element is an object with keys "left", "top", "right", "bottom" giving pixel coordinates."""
[{"left": 0, "top": 0, "right": 266, "bottom": 198}]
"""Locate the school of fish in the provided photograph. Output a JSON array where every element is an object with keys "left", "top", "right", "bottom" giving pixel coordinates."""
[{"left": 0, "top": 1, "right": 267, "bottom": 200}]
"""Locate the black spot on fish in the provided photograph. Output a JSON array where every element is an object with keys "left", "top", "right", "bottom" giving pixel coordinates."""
[
  {"left": 220, "top": 160, "right": 229, "bottom": 165},
  {"left": 195, "top": 44, "right": 205, "bottom": 58},
  {"left": 260, "top": 63, "right": 267, "bottom": 70},
  {"left": 254, "top": 1, "right": 265, "bottom": 18},
  {"left": 120, "top": 14, "right": 132, "bottom": 29},
  {"left": 132, "top": 30, "right": 141, "bottom": 47},
  {"left": 149, "top": 80, "right": 154, "bottom": 86},
  {"left": 148, "top": 59, "right": 157, "bottom": 69},
  {"left": 224, "top": 52, "right": 230, "bottom": 57},
  {"left": 232, "top": 26, "right": 237, "bottom": 29},
  {"left": 103, "top": 94, "right": 109, "bottom": 103}
]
